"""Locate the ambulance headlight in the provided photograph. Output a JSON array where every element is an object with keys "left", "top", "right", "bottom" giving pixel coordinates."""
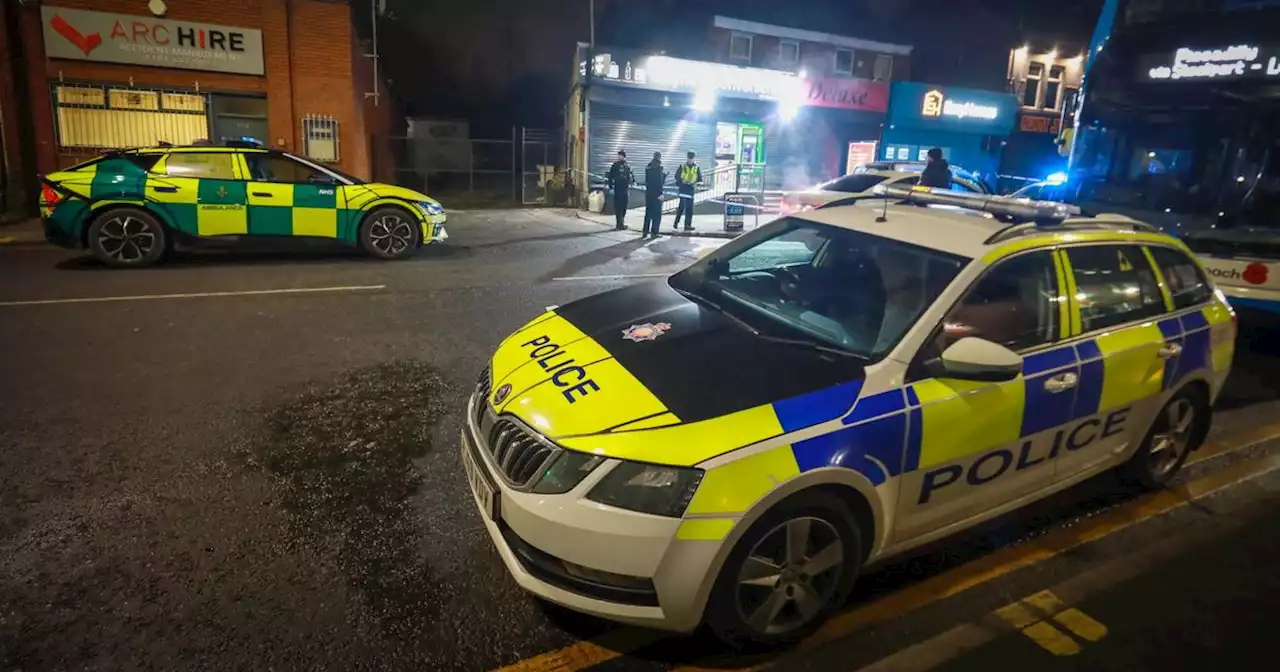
[
  {"left": 417, "top": 201, "right": 444, "bottom": 215},
  {"left": 586, "top": 461, "right": 704, "bottom": 517}
]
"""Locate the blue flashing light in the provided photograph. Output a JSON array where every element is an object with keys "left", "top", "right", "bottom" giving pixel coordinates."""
[{"left": 1045, "top": 171, "right": 1068, "bottom": 185}]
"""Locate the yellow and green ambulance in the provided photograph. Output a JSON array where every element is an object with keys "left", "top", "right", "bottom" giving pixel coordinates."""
[{"left": 39, "top": 143, "right": 447, "bottom": 267}]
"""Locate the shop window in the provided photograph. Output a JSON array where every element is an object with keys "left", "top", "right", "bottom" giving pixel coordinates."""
[
  {"left": 873, "top": 54, "right": 894, "bottom": 81},
  {"left": 778, "top": 40, "right": 799, "bottom": 65},
  {"left": 302, "top": 115, "right": 340, "bottom": 163},
  {"left": 53, "top": 85, "right": 209, "bottom": 151},
  {"left": 1045, "top": 65, "right": 1065, "bottom": 110},
  {"left": 164, "top": 152, "right": 237, "bottom": 180},
  {"left": 211, "top": 95, "right": 268, "bottom": 146},
  {"left": 729, "top": 33, "right": 752, "bottom": 61},
  {"left": 1023, "top": 62, "right": 1043, "bottom": 107},
  {"left": 834, "top": 48, "right": 854, "bottom": 75}
]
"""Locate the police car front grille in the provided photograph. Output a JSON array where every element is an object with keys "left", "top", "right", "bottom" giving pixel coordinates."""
[{"left": 487, "top": 419, "right": 556, "bottom": 487}]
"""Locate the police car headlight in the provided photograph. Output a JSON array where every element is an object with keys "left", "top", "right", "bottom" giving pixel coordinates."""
[
  {"left": 418, "top": 201, "right": 444, "bottom": 215},
  {"left": 586, "top": 461, "right": 704, "bottom": 517},
  {"left": 531, "top": 451, "right": 604, "bottom": 494}
]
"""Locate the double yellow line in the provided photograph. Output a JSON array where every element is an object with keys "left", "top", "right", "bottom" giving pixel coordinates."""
[{"left": 494, "top": 421, "right": 1280, "bottom": 672}]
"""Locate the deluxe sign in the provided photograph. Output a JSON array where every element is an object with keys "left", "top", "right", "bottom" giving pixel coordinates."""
[
  {"left": 1147, "top": 44, "right": 1280, "bottom": 81},
  {"left": 803, "top": 76, "right": 889, "bottom": 113},
  {"left": 41, "top": 6, "right": 265, "bottom": 76}
]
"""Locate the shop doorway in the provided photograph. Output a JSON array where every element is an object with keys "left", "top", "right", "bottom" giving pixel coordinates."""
[{"left": 714, "top": 121, "right": 767, "bottom": 195}]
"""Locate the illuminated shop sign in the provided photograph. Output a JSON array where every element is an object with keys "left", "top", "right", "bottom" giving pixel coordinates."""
[
  {"left": 921, "top": 89, "right": 999, "bottom": 120},
  {"left": 582, "top": 53, "right": 803, "bottom": 102},
  {"left": 1146, "top": 44, "right": 1280, "bottom": 81}
]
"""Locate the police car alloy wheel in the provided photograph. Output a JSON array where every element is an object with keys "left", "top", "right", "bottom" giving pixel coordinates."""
[
  {"left": 360, "top": 207, "right": 422, "bottom": 260},
  {"left": 87, "top": 208, "right": 169, "bottom": 268},
  {"left": 1121, "top": 387, "right": 1208, "bottom": 489},
  {"left": 707, "top": 490, "right": 862, "bottom": 647}
]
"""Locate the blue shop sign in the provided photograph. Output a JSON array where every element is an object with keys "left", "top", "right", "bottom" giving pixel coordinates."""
[{"left": 886, "top": 82, "right": 1017, "bottom": 135}]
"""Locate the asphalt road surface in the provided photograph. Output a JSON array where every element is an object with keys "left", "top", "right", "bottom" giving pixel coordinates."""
[{"left": 3, "top": 209, "right": 1280, "bottom": 672}]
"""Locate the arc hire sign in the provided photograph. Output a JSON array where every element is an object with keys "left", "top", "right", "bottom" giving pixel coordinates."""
[{"left": 41, "top": 6, "right": 264, "bottom": 76}]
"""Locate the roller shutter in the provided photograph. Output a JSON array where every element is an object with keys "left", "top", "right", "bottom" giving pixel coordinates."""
[{"left": 589, "top": 103, "right": 716, "bottom": 188}]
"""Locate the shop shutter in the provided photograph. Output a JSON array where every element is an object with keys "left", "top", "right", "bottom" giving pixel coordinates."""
[{"left": 588, "top": 103, "right": 715, "bottom": 189}]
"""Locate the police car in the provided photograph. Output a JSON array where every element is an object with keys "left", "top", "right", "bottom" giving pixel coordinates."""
[
  {"left": 461, "top": 185, "right": 1236, "bottom": 646},
  {"left": 780, "top": 169, "right": 988, "bottom": 214},
  {"left": 39, "top": 142, "right": 447, "bottom": 267}
]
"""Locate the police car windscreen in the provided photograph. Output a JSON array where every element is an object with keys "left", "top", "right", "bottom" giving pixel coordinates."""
[{"left": 693, "top": 219, "right": 966, "bottom": 359}]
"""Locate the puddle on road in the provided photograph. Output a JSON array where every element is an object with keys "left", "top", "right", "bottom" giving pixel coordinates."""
[{"left": 242, "top": 360, "right": 455, "bottom": 642}]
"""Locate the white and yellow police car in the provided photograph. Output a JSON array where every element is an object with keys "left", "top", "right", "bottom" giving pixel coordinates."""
[{"left": 461, "top": 185, "right": 1236, "bottom": 646}]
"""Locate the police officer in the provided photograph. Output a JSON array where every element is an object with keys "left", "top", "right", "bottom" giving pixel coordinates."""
[
  {"left": 607, "top": 150, "right": 634, "bottom": 230},
  {"left": 672, "top": 151, "right": 702, "bottom": 232},
  {"left": 643, "top": 152, "right": 666, "bottom": 238}
]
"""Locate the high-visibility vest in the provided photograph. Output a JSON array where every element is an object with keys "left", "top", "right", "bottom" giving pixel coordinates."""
[{"left": 679, "top": 164, "right": 698, "bottom": 185}]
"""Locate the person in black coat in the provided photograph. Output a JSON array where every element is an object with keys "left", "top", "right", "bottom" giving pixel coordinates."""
[
  {"left": 606, "top": 150, "right": 634, "bottom": 230},
  {"left": 919, "top": 147, "right": 952, "bottom": 189},
  {"left": 642, "top": 152, "right": 666, "bottom": 238}
]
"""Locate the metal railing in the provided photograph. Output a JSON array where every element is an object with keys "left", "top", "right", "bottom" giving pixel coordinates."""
[
  {"left": 387, "top": 127, "right": 566, "bottom": 206},
  {"left": 50, "top": 83, "right": 210, "bottom": 164}
]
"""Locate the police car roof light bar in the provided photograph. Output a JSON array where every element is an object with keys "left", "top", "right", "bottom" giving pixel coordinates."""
[
  {"left": 870, "top": 184, "right": 1083, "bottom": 223},
  {"left": 984, "top": 215, "right": 1162, "bottom": 245}
]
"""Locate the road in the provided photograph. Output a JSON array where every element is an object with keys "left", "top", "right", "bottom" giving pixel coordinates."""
[{"left": 2, "top": 208, "right": 1280, "bottom": 671}]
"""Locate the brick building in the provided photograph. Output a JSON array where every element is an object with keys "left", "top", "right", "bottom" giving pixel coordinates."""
[{"left": 1, "top": 0, "right": 387, "bottom": 218}]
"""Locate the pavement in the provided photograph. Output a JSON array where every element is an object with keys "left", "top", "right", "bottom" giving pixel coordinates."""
[
  {"left": 0, "top": 217, "right": 43, "bottom": 245},
  {"left": 576, "top": 209, "right": 780, "bottom": 239},
  {"left": 2, "top": 207, "right": 1280, "bottom": 671}
]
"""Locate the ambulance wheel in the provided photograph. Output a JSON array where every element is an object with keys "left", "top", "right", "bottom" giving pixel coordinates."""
[
  {"left": 360, "top": 207, "right": 421, "bottom": 260},
  {"left": 1121, "top": 386, "right": 1210, "bottom": 490},
  {"left": 705, "top": 490, "right": 862, "bottom": 649},
  {"left": 87, "top": 208, "right": 168, "bottom": 268}
]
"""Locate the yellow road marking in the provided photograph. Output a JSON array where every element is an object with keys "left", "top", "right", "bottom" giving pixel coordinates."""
[
  {"left": 1054, "top": 608, "right": 1108, "bottom": 642},
  {"left": 995, "top": 590, "right": 1106, "bottom": 656},
  {"left": 494, "top": 421, "right": 1280, "bottom": 672},
  {"left": 1021, "top": 621, "right": 1082, "bottom": 656}
]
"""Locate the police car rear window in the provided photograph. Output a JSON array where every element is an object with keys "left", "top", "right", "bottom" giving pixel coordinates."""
[{"left": 1148, "top": 246, "right": 1212, "bottom": 309}]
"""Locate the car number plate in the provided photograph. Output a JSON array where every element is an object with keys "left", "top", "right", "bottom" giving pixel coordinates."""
[{"left": 461, "top": 431, "right": 499, "bottom": 521}]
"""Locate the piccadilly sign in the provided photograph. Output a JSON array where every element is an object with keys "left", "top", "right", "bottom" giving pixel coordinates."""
[
  {"left": 921, "top": 89, "right": 999, "bottom": 120},
  {"left": 1147, "top": 44, "right": 1280, "bottom": 81},
  {"left": 41, "top": 5, "right": 264, "bottom": 76}
]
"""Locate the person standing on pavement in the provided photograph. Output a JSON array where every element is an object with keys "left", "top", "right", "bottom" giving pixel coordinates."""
[
  {"left": 672, "top": 151, "right": 702, "bottom": 232},
  {"left": 919, "top": 147, "right": 952, "bottom": 189},
  {"left": 607, "top": 150, "right": 634, "bottom": 230},
  {"left": 643, "top": 152, "right": 666, "bottom": 238}
]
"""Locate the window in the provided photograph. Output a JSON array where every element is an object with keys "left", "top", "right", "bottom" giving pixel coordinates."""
[
  {"left": 1147, "top": 246, "right": 1213, "bottom": 309},
  {"left": 778, "top": 40, "right": 799, "bottom": 65},
  {"left": 245, "top": 153, "right": 331, "bottom": 184},
  {"left": 301, "top": 115, "right": 340, "bottom": 162},
  {"left": 123, "top": 154, "right": 163, "bottom": 172},
  {"left": 937, "top": 251, "right": 1061, "bottom": 353},
  {"left": 730, "top": 33, "right": 753, "bottom": 60},
  {"left": 1066, "top": 245, "right": 1167, "bottom": 331},
  {"left": 818, "top": 174, "right": 889, "bottom": 194},
  {"left": 834, "top": 49, "right": 855, "bottom": 75},
  {"left": 53, "top": 85, "right": 209, "bottom": 152},
  {"left": 673, "top": 219, "right": 965, "bottom": 358},
  {"left": 164, "top": 152, "right": 238, "bottom": 180},
  {"left": 1045, "top": 65, "right": 1065, "bottom": 110},
  {"left": 1023, "top": 62, "right": 1043, "bottom": 107},
  {"left": 873, "top": 54, "right": 894, "bottom": 81}
]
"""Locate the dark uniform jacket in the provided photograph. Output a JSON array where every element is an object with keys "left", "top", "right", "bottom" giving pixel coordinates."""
[
  {"left": 607, "top": 160, "right": 634, "bottom": 192},
  {"left": 920, "top": 159, "right": 952, "bottom": 189},
  {"left": 645, "top": 160, "right": 666, "bottom": 196}
]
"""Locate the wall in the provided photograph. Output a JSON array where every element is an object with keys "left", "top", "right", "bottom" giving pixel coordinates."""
[
  {"left": 708, "top": 26, "right": 911, "bottom": 80},
  {"left": 20, "top": 0, "right": 366, "bottom": 178}
]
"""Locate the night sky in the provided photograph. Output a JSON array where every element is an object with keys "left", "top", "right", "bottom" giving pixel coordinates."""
[{"left": 371, "top": 0, "right": 1103, "bottom": 135}]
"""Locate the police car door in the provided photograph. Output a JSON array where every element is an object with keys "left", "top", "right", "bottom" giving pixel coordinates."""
[
  {"left": 895, "top": 251, "right": 1071, "bottom": 542},
  {"left": 1054, "top": 244, "right": 1182, "bottom": 481}
]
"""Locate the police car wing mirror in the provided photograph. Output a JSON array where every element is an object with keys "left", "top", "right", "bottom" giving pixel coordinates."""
[{"left": 939, "top": 337, "right": 1022, "bottom": 382}]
